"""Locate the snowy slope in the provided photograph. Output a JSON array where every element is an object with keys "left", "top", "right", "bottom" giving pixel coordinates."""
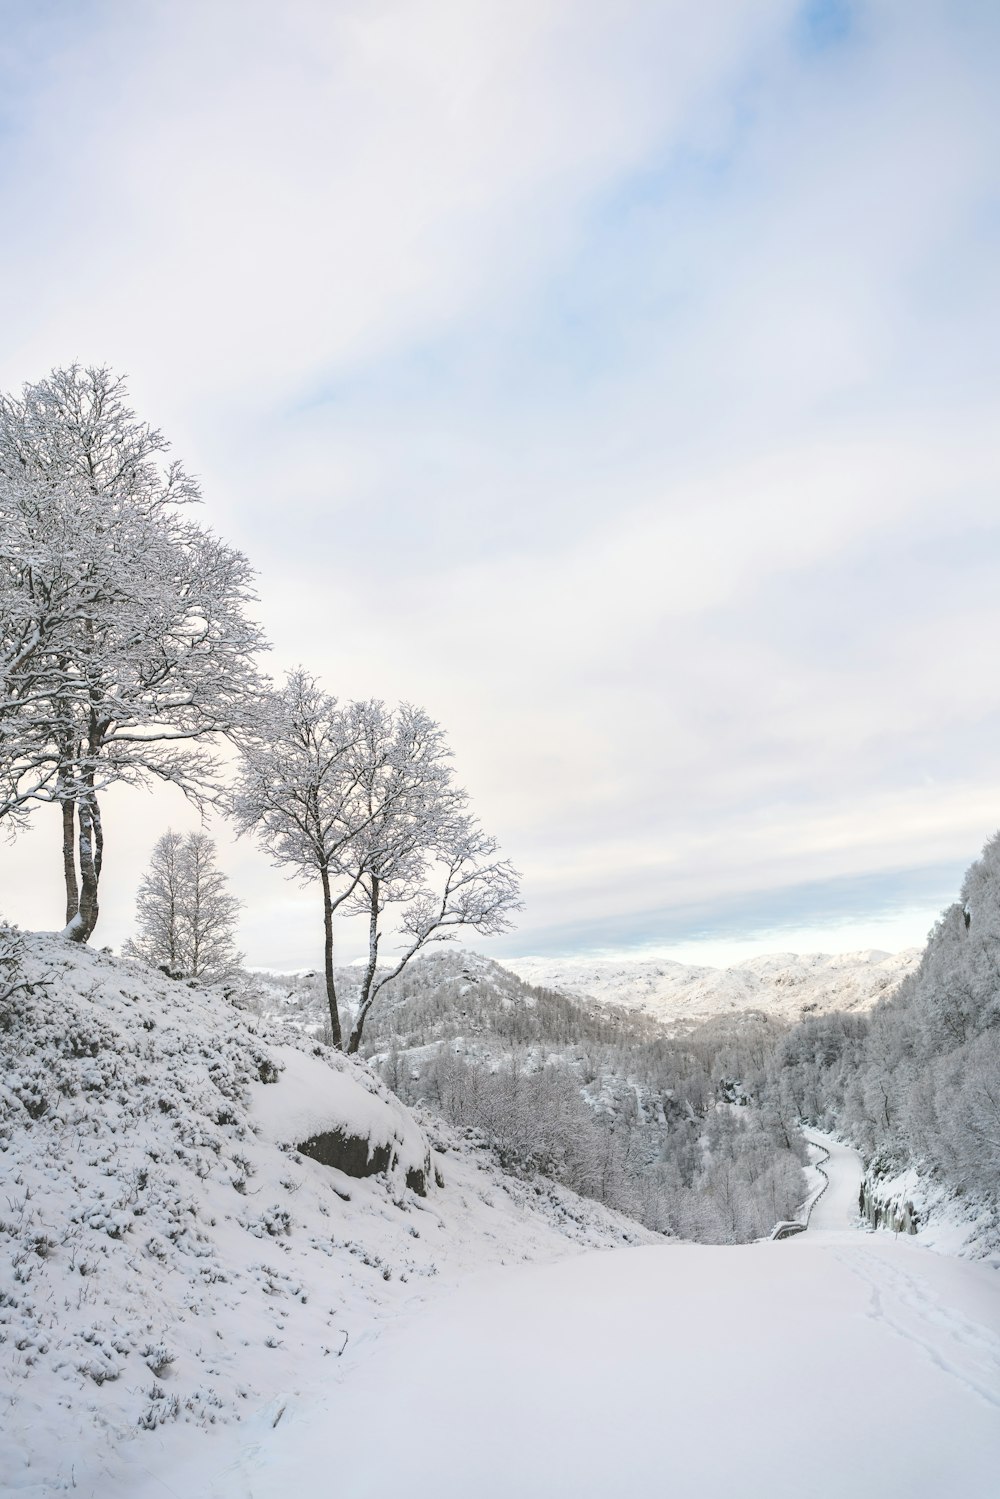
[
  {"left": 136, "top": 1133, "right": 1000, "bottom": 1499},
  {"left": 139, "top": 1179, "right": 1000, "bottom": 1499},
  {"left": 506, "top": 948, "right": 919, "bottom": 1027},
  {"left": 0, "top": 931, "right": 657, "bottom": 1497},
  {"left": 7, "top": 933, "right": 997, "bottom": 1499}
]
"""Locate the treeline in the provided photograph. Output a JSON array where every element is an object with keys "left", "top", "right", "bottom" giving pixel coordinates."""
[
  {"left": 351, "top": 820, "right": 1000, "bottom": 1241},
  {"left": 758, "top": 834, "right": 1000, "bottom": 1219}
]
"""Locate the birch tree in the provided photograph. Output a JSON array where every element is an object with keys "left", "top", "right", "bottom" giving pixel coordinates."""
[
  {"left": 0, "top": 365, "right": 267, "bottom": 941},
  {"left": 230, "top": 676, "right": 521, "bottom": 1051},
  {"left": 123, "top": 830, "right": 243, "bottom": 981}
]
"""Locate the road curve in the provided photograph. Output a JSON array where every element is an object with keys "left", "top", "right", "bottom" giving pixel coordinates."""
[{"left": 802, "top": 1131, "right": 865, "bottom": 1233}]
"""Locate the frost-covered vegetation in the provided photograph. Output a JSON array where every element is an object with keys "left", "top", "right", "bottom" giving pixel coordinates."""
[
  {"left": 228, "top": 671, "right": 521, "bottom": 1053},
  {"left": 758, "top": 833, "right": 1000, "bottom": 1248},
  {"left": 254, "top": 818, "right": 1000, "bottom": 1254},
  {"left": 122, "top": 830, "right": 243, "bottom": 980},
  {"left": 0, "top": 366, "right": 266, "bottom": 943},
  {"left": 253, "top": 952, "right": 809, "bottom": 1244},
  {"left": 1, "top": 364, "right": 520, "bottom": 1058}
]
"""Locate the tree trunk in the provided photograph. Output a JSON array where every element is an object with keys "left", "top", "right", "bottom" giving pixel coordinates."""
[
  {"left": 320, "top": 865, "right": 342, "bottom": 1049},
  {"left": 61, "top": 796, "right": 79, "bottom": 927},
  {"left": 346, "top": 877, "right": 379, "bottom": 1055},
  {"left": 71, "top": 788, "right": 101, "bottom": 943},
  {"left": 91, "top": 793, "right": 103, "bottom": 887}
]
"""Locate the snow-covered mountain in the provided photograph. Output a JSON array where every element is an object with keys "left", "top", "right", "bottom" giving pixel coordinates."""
[{"left": 504, "top": 948, "right": 920, "bottom": 1029}]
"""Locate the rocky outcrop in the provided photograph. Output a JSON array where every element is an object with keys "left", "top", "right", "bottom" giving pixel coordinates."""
[
  {"left": 297, "top": 1128, "right": 429, "bottom": 1195},
  {"left": 859, "top": 1169, "right": 920, "bottom": 1235},
  {"left": 249, "top": 1042, "right": 434, "bottom": 1196}
]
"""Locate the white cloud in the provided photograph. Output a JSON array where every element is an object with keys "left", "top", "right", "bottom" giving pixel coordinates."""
[{"left": 2, "top": 0, "right": 999, "bottom": 964}]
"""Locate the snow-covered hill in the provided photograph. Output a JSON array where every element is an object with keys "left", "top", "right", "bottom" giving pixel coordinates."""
[
  {"left": 0, "top": 930, "right": 655, "bottom": 1497},
  {"left": 125, "top": 1136, "right": 1000, "bottom": 1499},
  {"left": 504, "top": 948, "right": 920, "bottom": 1029},
  {"left": 5, "top": 932, "right": 996, "bottom": 1499}
]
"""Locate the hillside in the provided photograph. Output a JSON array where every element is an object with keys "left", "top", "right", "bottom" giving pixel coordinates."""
[
  {"left": 3, "top": 931, "right": 998, "bottom": 1499},
  {"left": 504, "top": 948, "right": 920, "bottom": 1029},
  {"left": 0, "top": 930, "right": 655, "bottom": 1498},
  {"left": 250, "top": 949, "right": 813, "bottom": 1245},
  {"left": 765, "top": 837, "right": 1000, "bottom": 1253}
]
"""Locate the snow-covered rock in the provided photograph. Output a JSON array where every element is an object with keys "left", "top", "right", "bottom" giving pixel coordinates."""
[
  {"left": 505, "top": 948, "right": 920, "bottom": 1029},
  {"left": 859, "top": 1156, "right": 999, "bottom": 1258},
  {"left": 249, "top": 1043, "right": 433, "bottom": 1192}
]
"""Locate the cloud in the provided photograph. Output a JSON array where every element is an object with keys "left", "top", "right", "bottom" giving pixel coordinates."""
[
  {"left": 1, "top": 1, "right": 999, "bottom": 965},
  {"left": 0, "top": 0, "right": 795, "bottom": 403}
]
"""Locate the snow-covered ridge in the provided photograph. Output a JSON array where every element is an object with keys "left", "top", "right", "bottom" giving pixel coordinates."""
[
  {"left": 504, "top": 948, "right": 920, "bottom": 1028},
  {"left": 0, "top": 931, "right": 655, "bottom": 1497}
]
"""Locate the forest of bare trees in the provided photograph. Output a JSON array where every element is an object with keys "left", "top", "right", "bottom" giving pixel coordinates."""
[{"left": 758, "top": 832, "right": 1000, "bottom": 1214}]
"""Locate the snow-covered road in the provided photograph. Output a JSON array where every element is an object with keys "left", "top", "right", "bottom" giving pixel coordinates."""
[
  {"left": 803, "top": 1130, "right": 865, "bottom": 1232},
  {"left": 139, "top": 1145, "right": 1000, "bottom": 1499}
]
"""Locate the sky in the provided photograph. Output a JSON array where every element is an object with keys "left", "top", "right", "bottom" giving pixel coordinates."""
[{"left": 1, "top": 0, "right": 999, "bottom": 970}]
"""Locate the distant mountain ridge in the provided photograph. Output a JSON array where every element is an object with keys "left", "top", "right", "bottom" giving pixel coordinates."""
[{"left": 502, "top": 949, "right": 921, "bottom": 1029}]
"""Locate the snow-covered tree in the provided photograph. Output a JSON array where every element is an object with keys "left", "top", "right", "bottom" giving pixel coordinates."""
[
  {"left": 229, "top": 675, "right": 521, "bottom": 1051},
  {"left": 0, "top": 366, "right": 267, "bottom": 941},
  {"left": 344, "top": 795, "right": 522, "bottom": 1055},
  {"left": 123, "top": 830, "right": 243, "bottom": 981},
  {"left": 227, "top": 673, "right": 370, "bottom": 1048}
]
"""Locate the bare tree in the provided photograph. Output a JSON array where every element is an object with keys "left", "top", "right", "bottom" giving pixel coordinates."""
[
  {"left": 124, "top": 830, "right": 243, "bottom": 981},
  {"left": 230, "top": 675, "right": 521, "bottom": 1051},
  {"left": 227, "top": 673, "right": 369, "bottom": 1047},
  {"left": 0, "top": 366, "right": 267, "bottom": 941},
  {"left": 345, "top": 806, "right": 522, "bottom": 1054},
  {"left": 124, "top": 830, "right": 186, "bottom": 975}
]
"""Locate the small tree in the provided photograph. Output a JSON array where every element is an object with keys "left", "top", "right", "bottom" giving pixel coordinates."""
[
  {"left": 230, "top": 674, "right": 521, "bottom": 1051},
  {"left": 0, "top": 365, "right": 267, "bottom": 942},
  {"left": 124, "top": 830, "right": 243, "bottom": 981}
]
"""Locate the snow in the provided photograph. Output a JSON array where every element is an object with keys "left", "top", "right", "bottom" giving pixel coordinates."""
[
  {"left": 249, "top": 1044, "right": 430, "bottom": 1181},
  {"left": 804, "top": 1131, "right": 865, "bottom": 1231},
  {"left": 506, "top": 948, "right": 919, "bottom": 1028},
  {"left": 138, "top": 1218, "right": 1000, "bottom": 1499},
  {"left": 114, "top": 1117, "right": 1000, "bottom": 1499},
  {"left": 5, "top": 934, "right": 999, "bottom": 1499},
  {"left": 0, "top": 931, "right": 655, "bottom": 1497}
]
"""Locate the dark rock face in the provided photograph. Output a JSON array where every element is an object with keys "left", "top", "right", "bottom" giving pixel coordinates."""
[
  {"left": 297, "top": 1128, "right": 429, "bottom": 1196},
  {"left": 297, "top": 1129, "right": 392, "bottom": 1178}
]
